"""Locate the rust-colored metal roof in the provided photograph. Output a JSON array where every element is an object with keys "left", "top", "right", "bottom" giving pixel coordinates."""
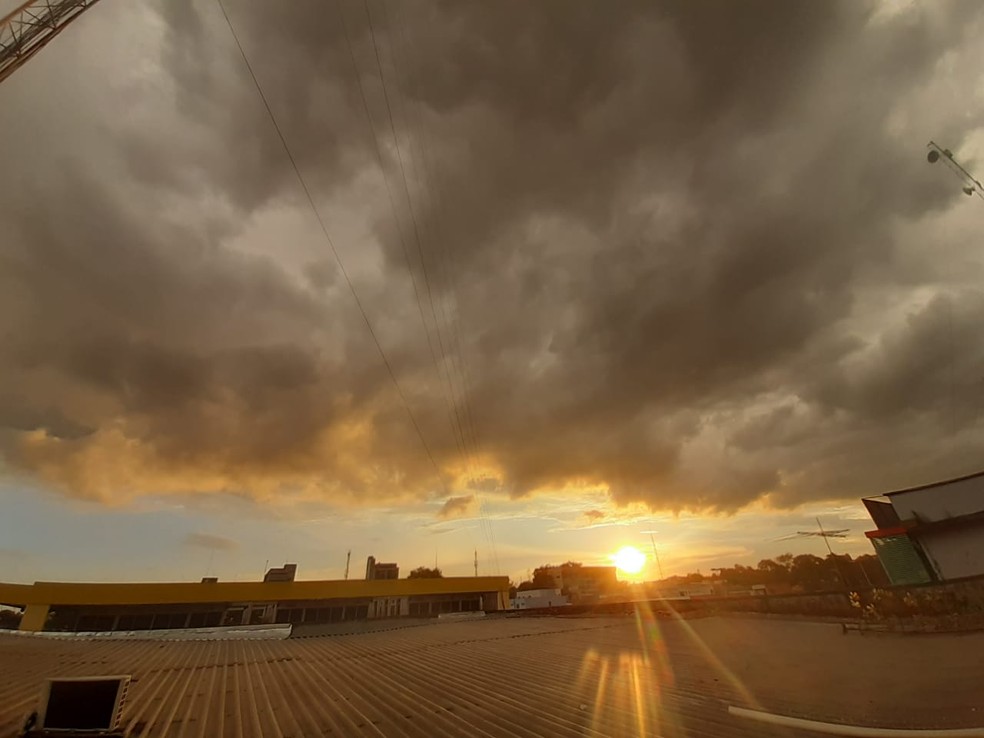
[
  {"left": 0, "top": 616, "right": 747, "bottom": 737},
  {"left": 2, "top": 615, "right": 982, "bottom": 737}
]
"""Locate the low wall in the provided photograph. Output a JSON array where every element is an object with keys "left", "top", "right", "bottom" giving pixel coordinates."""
[
  {"left": 515, "top": 574, "right": 984, "bottom": 629},
  {"left": 0, "top": 623, "right": 292, "bottom": 641}
]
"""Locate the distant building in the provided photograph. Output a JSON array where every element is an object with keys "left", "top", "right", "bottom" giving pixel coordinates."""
[
  {"left": 263, "top": 563, "right": 297, "bottom": 583},
  {"left": 863, "top": 470, "right": 984, "bottom": 585},
  {"left": 542, "top": 565, "right": 618, "bottom": 603},
  {"left": 512, "top": 588, "right": 569, "bottom": 610},
  {"left": 652, "top": 581, "right": 720, "bottom": 599},
  {"left": 365, "top": 556, "right": 399, "bottom": 581}
]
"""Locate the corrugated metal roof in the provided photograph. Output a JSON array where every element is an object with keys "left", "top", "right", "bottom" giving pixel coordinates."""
[{"left": 2, "top": 615, "right": 981, "bottom": 737}]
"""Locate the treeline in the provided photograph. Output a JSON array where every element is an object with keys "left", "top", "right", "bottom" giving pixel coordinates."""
[
  {"left": 665, "top": 552, "right": 889, "bottom": 592},
  {"left": 508, "top": 553, "right": 889, "bottom": 598}
]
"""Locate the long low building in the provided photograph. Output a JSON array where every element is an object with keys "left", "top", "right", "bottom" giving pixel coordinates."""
[{"left": 0, "top": 574, "right": 510, "bottom": 632}]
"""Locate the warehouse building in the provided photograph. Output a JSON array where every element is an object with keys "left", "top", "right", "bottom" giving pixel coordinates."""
[
  {"left": 0, "top": 565, "right": 509, "bottom": 633},
  {"left": 863, "top": 470, "right": 984, "bottom": 585}
]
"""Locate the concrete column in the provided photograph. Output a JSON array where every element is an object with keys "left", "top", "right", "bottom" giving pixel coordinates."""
[{"left": 20, "top": 603, "right": 50, "bottom": 632}]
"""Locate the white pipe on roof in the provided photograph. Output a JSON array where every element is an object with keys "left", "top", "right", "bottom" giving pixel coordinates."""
[{"left": 729, "top": 706, "right": 984, "bottom": 737}]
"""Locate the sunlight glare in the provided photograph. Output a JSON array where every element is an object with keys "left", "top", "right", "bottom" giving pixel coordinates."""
[{"left": 613, "top": 545, "right": 646, "bottom": 575}]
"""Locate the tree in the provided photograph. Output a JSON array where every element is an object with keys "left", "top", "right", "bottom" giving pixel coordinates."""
[
  {"left": 713, "top": 564, "right": 760, "bottom": 587},
  {"left": 789, "top": 554, "right": 841, "bottom": 591},
  {"left": 853, "top": 554, "right": 889, "bottom": 588},
  {"left": 756, "top": 558, "right": 790, "bottom": 584},
  {"left": 531, "top": 566, "right": 557, "bottom": 589},
  {"left": 664, "top": 552, "right": 887, "bottom": 593},
  {"left": 407, "top": 566, "right": 443, "bottom": 579}
]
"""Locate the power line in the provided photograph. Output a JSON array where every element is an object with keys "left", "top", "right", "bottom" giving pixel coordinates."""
[
  {"left": 377, "top": 0, "right": 474, "bottom": 460},
  {"left": 215, "top": 0, "right": 449, "bottom": 493},
  {"left": 377, "top": 0, "right": 478, "bottom": 460},
  {"left": 354, "top": 0, "right": 500, "bottom": 576},
  {"left": 382, "top": 0, "right": 500, "bottom": 574},
  {"left": 335, "top": 0, "right": 466, "bottom": 461},
  {"left": 361, "top": 0, "right": 471, "bottom": 464}
]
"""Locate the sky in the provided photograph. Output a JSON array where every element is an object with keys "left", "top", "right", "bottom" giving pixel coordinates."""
[{"left": 1, "top": 0, "right": 984, "bottom": 585}]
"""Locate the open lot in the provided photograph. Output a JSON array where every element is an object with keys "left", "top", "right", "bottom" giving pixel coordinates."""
[{"left": 2, "top": 613, "right": 982, "bottom": 737}]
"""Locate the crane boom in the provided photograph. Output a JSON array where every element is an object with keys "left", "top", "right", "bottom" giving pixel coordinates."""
[{"left": 0, "top": 0, "right": 102, "bottom": 85}]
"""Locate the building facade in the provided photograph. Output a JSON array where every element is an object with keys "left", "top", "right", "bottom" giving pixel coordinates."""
[
  {"left": 863, "top": 470, "right": 984, "bottom": 585},
  {"left": 0, "top": 573, "right": 510, "bottom": 633},
  {"left": 512, "top": 588, "right": 569, "bottom": 610},
  {"left": 365, "top": 556, "right": 399, "bottom": 580},
  {"left": 541, "top": 565, "right": 619, "bottom": 603}
]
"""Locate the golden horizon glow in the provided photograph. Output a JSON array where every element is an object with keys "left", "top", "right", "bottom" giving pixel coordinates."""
[{"left": 612, "top": 545, "right": 646, "bottom": 575}]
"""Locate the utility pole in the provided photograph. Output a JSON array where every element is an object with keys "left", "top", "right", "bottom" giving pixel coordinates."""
[
  {"left": 649, "top": 532, "right": 664, "bottom": 580},
  {"left": 857, "top": 555, "right": 874, "bottom": 588},
  {"left": 817, "top": 517, "right": 849, "bottom": 591},
  {"left": 816, "top": 518, "right": 835, "bottom": 556},
  {"left": 344, "top": 550, "right": 351, "bottom": 580}
]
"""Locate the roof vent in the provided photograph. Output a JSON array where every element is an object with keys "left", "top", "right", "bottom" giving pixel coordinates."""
[{"left": 28, "top": 675, "right": 130, "bottom": 735}]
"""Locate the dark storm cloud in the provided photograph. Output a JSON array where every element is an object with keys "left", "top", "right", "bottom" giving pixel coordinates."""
[{"left": 1, "top": 0, "right": 983, "bottom": 511}]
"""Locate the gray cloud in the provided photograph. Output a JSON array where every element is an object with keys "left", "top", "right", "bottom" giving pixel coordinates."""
[
  {"left": 437, "top": 495, "right": 476, "bottom": 520},
  {"left": 183, "top": 532, "right": 239, "bottom": 552},
  {"left": 1, "top": 0, "right": 984, "bottom": 512}
]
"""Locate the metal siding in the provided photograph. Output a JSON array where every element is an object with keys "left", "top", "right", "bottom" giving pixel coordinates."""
[
  {"left": 918, "top": 525, "right": 984, "bottom": 580},
  {"left": 890, "top": 476, "right": 984, "bottom": 523},
  {"left": 862, "top": 497, "right": 900, "bottom": 529}
]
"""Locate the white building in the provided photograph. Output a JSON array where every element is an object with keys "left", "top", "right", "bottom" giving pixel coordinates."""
[
  {"left": 511, "top": 588, "right": 570, "bottom": 610},
  {"left": 863, "top": 470, "right": 984, "bottom": 585}
]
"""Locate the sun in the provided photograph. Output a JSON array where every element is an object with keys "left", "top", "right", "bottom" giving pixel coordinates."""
[{"left": 612, "top": 545, "right": 646, "bottom": 575}]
